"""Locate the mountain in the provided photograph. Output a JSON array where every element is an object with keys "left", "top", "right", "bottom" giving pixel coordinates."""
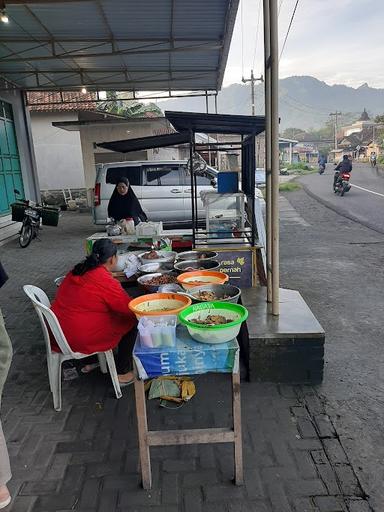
[{"left": 156, "top": 76, "right": 384, "bottom": 130}]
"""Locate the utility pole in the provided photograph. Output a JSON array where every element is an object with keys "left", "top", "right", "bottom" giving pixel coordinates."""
[
  {"left": 329, "top": 111, "right": 342, "bottom": 151},
  {"left": 242, "top": 69, "right": 263, "bottom": 116}
]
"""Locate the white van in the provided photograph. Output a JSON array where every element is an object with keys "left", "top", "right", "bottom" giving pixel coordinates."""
[{"left": 93, "top": 160, "right": 220, "bottom": 227}]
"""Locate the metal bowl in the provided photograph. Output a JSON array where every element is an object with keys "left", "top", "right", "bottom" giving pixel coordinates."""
[
  {"left": 177, "top": 250, "right": 218, "bottom": 261},
  {"left": 186, "top": 284, "right": 241, "bottom": 304},
  {"left": 174, "top": 259, "right": 220, "bottom": 272},
  {"left": 138, "top": 262, "right": 175, "bottom": 274},
  {"left": 137, "top": 272, "right": 178, "bottom": 293},
  {"left": 138, "top": 250, "right": 177, "bottom": 265}
]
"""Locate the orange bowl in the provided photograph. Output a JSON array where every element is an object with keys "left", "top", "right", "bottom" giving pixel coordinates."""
[
  {"left": 177, "top": 270, "right": 229, "bottom": 290},
  {"left": 128, "top": 292, "right": 192, "bottom": 319}
]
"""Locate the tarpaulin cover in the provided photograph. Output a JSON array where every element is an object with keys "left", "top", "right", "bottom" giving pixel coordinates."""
[{"left": 133, "top": 326, "right": 239, "bottom": 380}]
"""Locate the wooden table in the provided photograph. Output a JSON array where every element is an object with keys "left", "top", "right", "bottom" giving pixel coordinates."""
[{"left": 132, "top": 329, "right": 243, "bottom": 489}]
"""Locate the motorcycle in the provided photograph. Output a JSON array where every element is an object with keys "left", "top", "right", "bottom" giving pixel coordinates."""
[
  {"left": 333, "top": 171, "right": 351, "bottom": 196},
  {"left": 318, "top": 163, "right": 325, "bottom": 174},
  {"left": 11, "top": 189, "right": 60, "bottom": 248}
]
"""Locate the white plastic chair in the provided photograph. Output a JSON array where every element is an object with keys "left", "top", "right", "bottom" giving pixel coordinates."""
[{"left": 23, "top": 285, "right": 122, "bottom": 411}]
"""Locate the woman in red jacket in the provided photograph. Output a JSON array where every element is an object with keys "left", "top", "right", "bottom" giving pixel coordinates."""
[{"left": 51, "top": 239, "right": 137, "bottom": 385}]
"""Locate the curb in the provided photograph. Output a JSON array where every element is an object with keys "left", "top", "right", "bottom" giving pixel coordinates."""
[{"left": 299, "top": 179, "right": 384, "bottom": 236}]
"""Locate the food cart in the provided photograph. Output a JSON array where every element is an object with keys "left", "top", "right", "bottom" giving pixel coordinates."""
[
  {"left": 90, "top": 111, "right": 325, "bottom": 488},
  {"left": 96, "top": 111, "right": 267, "bottom": 287}
]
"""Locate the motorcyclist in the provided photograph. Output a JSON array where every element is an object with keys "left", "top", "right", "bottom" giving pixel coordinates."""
[
  {"left": 334, "top": 155, "right": 352, "bottom": 188},
  {"left": 318, "top": 155, "right": 326, "bottom": 173},
  {"left": 370, "top": 152, "right": 377, "bottom": 167},
  {"left": 318, "top": 155, "right": 326, "bottom": 167}
]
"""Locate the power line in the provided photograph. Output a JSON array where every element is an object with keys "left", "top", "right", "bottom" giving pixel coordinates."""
[{"left": 279, "top": 0, "right": 300, "bottom": 60}]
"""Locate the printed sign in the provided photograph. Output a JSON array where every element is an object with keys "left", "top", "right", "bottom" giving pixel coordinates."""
[{"left": 215, "top": 250, "right": 254, "bottom": 287}]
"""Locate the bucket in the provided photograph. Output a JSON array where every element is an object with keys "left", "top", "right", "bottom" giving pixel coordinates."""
[
  {"left": 10, "top": 202, "right": 26, "bottom": 222},
  {"left": 217, "top": 172, "right": 239, "bottom": 193},
  {"left": 41, "top": 206, "right": 60, "bottom": 226}
]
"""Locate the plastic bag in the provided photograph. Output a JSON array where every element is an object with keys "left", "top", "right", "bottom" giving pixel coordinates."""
[{"left": 123, "top": 253, "right": 140, "bottom": 278}]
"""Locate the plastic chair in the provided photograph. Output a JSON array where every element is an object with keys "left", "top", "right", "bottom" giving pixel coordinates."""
[{"left": 23, "top": 285, "right": 122, "bottom": 411}]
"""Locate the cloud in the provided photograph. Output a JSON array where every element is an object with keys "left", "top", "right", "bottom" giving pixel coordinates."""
[{"left": 224, "top": 0, "right": 384, "bottom": 88}]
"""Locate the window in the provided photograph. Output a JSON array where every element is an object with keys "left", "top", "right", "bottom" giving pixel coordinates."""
[
  {"left": 195, "top": 174, "right": 214, "bottom": 185},
  {"left": 144, "top": 165, "right": 181, "bottom": 186},
  {"left": 106, "top": 166, "right": 141, "bottom": 186}
]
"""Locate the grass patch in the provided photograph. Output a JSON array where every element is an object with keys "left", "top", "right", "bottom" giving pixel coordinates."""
[
  {"left": 283, "top": 163, "right": 316, "bottom": 175},
  {"left": 279, "top": 182, "right": 301, "bottom": 192}
]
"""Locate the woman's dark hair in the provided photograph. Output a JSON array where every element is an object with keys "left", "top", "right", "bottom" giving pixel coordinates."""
[
  {"left": 117, "top": 176, "right": 129, "bottom": 186},
  {"left": 72, "top": 238, "right": 117, "bottom": 276}
]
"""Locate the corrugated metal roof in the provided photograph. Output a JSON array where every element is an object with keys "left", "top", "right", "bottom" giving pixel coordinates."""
[
  {"left": 165, "top": 111, "right": 266, "bottom": 135},
  {"left": 0, "top": 0, "right": 239, "bottom": 93}
]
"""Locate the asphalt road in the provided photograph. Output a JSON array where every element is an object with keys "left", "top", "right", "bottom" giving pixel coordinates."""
[
  {"left": 299, "top": 163, "right": 384, "bottom": 234},
  {"left": 280, "top": 187, "right": 384, "bottom": 510}
]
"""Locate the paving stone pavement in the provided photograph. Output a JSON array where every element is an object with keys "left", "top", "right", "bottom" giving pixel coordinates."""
[{"left": 0, "top": 212, "right": 374, "bottom": 512}]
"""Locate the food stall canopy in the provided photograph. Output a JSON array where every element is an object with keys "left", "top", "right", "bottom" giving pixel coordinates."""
[
  {"left": 97, "top": 132, "right": 190, "bottom": 153},
  {"left": 165, "top": 111, "right": 266, "bottom": 135},
  {"left": 0, "top": 0, "right": 239, "bottom": 93}
]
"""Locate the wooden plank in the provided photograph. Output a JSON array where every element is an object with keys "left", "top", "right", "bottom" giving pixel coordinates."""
[
  {"left": 133, "top": 371, "right": 152, "bottom": 490},
  {"left": 147, "top": 428, "right": 234, "bottom": 446},
  {"left": 232, "top": 370, "right": 244, "bottom": 485}
]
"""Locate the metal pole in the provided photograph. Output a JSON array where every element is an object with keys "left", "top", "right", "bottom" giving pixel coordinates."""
[
  {"left": 189, "top": 131, "right": 195, "bottom": 247},
  {"left": 270, "top": 0, "right": 280, "bottom": 315},
  {"left": 263, "top": 0, "right": 272, "bottom": 304},
  {"left": 242, "top": 70, "right": 263, "bottom": 116},
  {"left": 251, "top": 70, "right": 255, "bottom": 116}
]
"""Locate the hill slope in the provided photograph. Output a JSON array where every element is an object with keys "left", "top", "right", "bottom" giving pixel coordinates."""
[{"left": 157, "top": 76, "right": 384, "bottom": 130}]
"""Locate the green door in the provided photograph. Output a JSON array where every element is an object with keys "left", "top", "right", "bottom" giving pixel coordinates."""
[{"left": 0, "top": 100, "right": 24, "bottom": 215}]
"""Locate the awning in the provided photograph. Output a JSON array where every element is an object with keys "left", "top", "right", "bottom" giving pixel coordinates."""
[
  {"left": 97, "top": 132, "right": 190, "bottom": 153},
  {"left": 0, "top": 0, "right": 239, "bottom": 92},
  {"left": 165, "top": 111, "right": 265, "bottom": 135}
]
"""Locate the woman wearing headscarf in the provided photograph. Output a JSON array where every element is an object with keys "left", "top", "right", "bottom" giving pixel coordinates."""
[
  {"left": 51, "top": 239, "right": 137, "bottom": 385},
  {"left": 107, "top": 177, "right": 147, "bottom": 225},
  {"left": 0, "top": 260, "right": 12, "bottom": 509}
]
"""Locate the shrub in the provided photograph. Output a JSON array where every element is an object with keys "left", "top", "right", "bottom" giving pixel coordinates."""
[{"left": 279, "top": 182, "right": 301, "bottom": 192}]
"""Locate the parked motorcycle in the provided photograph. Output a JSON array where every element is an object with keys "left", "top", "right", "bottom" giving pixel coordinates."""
[
  {"left": 11, "top": 189, "right": 60, "bottom": 248},
  {"left": 333, "top": 171, "right": 351, "bottom": 196}
]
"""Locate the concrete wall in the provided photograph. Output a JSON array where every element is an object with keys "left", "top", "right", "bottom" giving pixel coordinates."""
[{"left": 30, "top": 112, "right": 85, "bottom": 190}]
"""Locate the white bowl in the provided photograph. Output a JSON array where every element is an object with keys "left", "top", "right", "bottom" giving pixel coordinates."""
[{"left": 138, "top": 250, "right": 177, "bottom": 265}]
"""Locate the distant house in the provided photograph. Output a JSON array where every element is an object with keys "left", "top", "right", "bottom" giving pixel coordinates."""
[
  {"left": 337, "top": 125, "right": 376, "bottom": 159},
  {"left": 292, "top": 143, "right": 319, "bottom": 164},
  {"left": 341, "top": 109, "right": 376, "bottom": 137}
]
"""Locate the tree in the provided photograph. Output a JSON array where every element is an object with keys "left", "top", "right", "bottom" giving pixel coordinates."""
[
  {"left": 374, "top": 114, "right": 384, "bottom": 124},
  {"left": 97, "top": 91, "right": 163, "bottom": 118},
  {"left": 281, "top": 127, "right": 306, "bottom": 140}
]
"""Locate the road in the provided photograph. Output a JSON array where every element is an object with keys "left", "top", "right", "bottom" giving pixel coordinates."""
[
  {"left": 299, "top": 162, "right": 384, "bottom": 234},
  {"left": 279, "top": 188, "right": 384, "bottom": 510}
]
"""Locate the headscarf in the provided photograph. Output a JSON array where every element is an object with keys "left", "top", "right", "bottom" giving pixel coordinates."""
[{"left": 107, "top": 177, "right": 147, "bottom": 222}]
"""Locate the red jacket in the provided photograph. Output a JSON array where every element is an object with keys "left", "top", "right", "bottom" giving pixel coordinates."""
[{"left": 51, "top": 266, "right": 136, "bottom": 354}]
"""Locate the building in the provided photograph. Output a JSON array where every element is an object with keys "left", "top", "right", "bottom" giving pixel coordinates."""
[
  {"left": 292, "top": 143, "right": 319, "bottom": 164},
  {"left": 0, "top": 81, "right": 40, "bottom": 244},
  {"left": 342, "top": 109, "right": 375, "bottom": 137},
  {"left": 28, "top": 92, "right": 185, "bottom": 205}
]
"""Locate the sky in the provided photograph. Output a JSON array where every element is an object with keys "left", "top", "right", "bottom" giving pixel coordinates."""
[{"left": 223, "top": 0, "right": 384, "bottom": 89}]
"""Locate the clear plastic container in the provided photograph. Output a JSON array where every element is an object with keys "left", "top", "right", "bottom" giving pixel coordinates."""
[{"left": 138, "top": 315, "right": 177, "bottom": 348}]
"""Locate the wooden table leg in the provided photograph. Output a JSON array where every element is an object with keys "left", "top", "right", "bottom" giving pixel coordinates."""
[
  {"left": 232, "top": 370, "right": 244, "bottom": 485},
  {"left": 134, "top": 372, "right": 152, "bottom": 489}
]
